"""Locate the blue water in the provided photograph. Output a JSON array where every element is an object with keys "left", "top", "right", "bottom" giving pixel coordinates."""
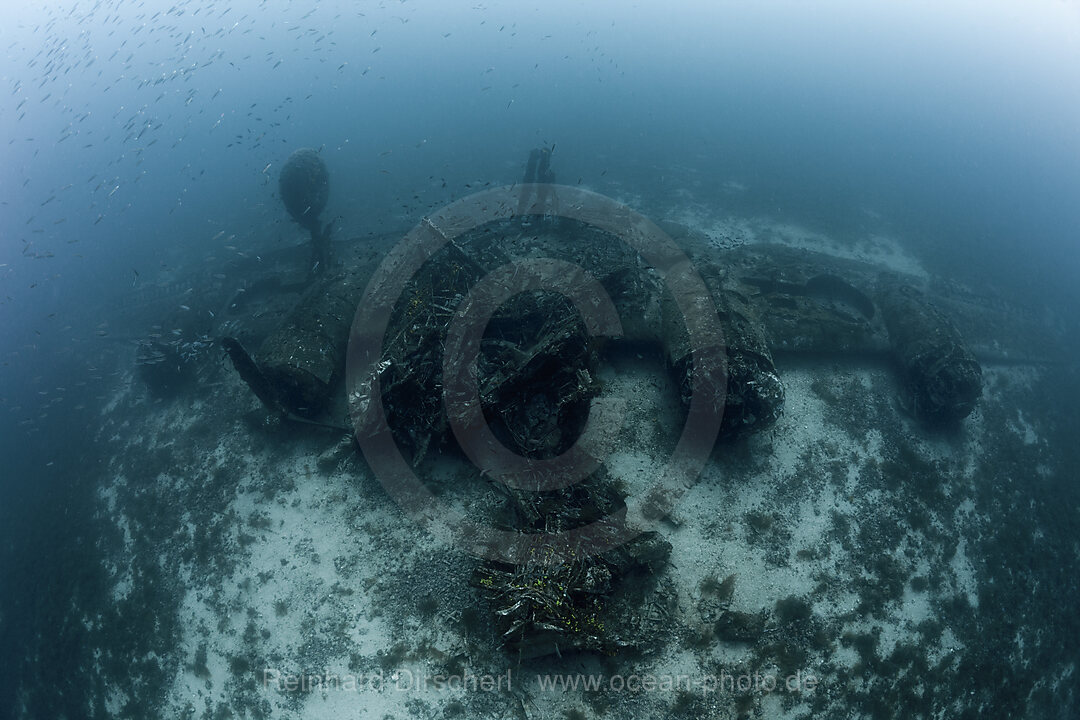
[{"left": 2, "top": 1, "right": 1079, "bottom": 717}]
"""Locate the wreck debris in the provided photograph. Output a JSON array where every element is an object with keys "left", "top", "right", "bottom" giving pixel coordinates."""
[
  {"left": 721, "top": 244, "right": 886, "bottom": 356},
  {"left": 279, "top": 147, "right": 328, "bottom": 230},
  {"left": 221, "top": 335, "right": 352, "bottom": 432},
  {"left": 279, "top": 147, "right": 333, "bottom": 274},
  {"left": 464, "top": 287, "right": 597, "bottom": 460},
  {"left": 516, "top": 146, "right": 558, "bottom": 220},
  {"left": 173, "top": 186, "right": 995, "bottom": 663},
  {"left": 352, "top": 238, "right": 488, "bottom": 463},
  {"left": 877, "top": 278, "right": 983, "bottom": 423},
  {"left": 357, "top": 218, "right": 783, "bottom": 466},
  {"left": 670, "top": 260, "right": 785, "bottom": 439},
  {"left": 255, "top": 269, "right": 366, "bottom": 417},
  {"left": 220, "top": 336, "right": 288, "bottom": 417},
  {"left": 471, "top": 471, "right": 672, "bottom": 659}
]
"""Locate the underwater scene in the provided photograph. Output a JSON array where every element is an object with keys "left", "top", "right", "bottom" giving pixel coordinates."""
[{"left": 2, "top": 1, "right": 1079, "bottom": 718}]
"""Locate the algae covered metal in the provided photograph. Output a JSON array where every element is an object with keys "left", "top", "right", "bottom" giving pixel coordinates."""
[{"left": 877, "top": 278, "right": 982, "bottom": 423}]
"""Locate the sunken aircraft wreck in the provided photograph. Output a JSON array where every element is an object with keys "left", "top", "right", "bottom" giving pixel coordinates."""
[{"left": 137, "top": 149, "right": 993, "bottom": 659}]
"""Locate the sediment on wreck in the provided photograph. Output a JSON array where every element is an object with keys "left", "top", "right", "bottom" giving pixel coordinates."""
[
  {"left": 256, "top": 267, "right": 367, "bottom": 417},
  {"left": 666, "top": 259, "right": 786, "bottom": 439},
  {"left": 876, "top": 277, "right": 983, "bottom": 423},
  {"left": 354, "top": 219, "right": 788, "bottom": 463}
]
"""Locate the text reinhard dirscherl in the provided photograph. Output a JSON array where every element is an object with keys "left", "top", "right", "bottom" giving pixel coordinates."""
[{"left": 262, "top": 668, "right": 819, "bottom": 696}]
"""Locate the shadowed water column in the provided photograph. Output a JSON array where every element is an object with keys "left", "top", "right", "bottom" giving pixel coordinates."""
[{"left": 279, "top": 147, "right": 333, "bottom": 275}]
